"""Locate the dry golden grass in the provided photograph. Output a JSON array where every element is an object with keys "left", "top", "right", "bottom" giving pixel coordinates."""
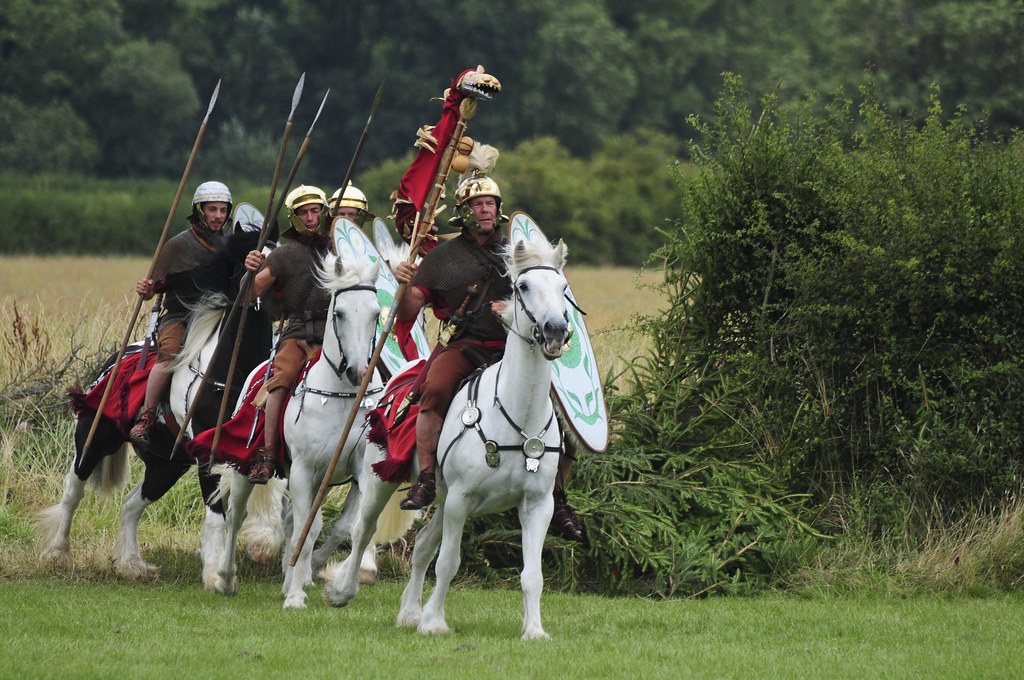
[{"left": 1, "top": 255, "right": 666, "bottom": 388}]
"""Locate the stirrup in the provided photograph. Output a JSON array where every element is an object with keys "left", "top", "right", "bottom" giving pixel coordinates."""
[
  {"left": 248, "top": 448, "right": 276, "bottom": 485},
  {"left": 129, "top": 407, "right": 158, "bottom": 447},
  {"left": 400, "top": 471, "right": 435, "bottom": 510},
  {"left": 550, "top": 487, "right": 583, "bottom": 541}
]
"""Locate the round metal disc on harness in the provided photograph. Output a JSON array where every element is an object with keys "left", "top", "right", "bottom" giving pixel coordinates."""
[
  {"left": 461, "top": 406, "right": 480, "bottom": 426},
  {"left": 523, "top": 437, "right": 545, "bottom": 458}
]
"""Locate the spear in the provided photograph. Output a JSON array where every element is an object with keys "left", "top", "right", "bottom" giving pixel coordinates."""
[
  {"left": 171, "top": 88, "right": 330, "bottom": 458},
  {"left": 329, "top": 80, "right": 386, "bottom": 219},
  {"left": 203, "top": 73, "right": 305, "bottom": 461},
  {"left": 80, "top": 80, "right": 220, "bottom": 459},
  {"left": 290, "top": 88, "right": 477, "bottom": 566}
]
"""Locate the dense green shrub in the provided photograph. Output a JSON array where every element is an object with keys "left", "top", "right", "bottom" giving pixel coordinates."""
[{"left": 667, "top": 74, "right": 1024, "bottom": 536}]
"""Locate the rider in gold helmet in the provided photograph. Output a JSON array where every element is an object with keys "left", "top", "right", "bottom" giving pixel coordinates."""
[
  {"left": 242, "top": 184, "right": 334, "bottom": 483},
  {"left": 393, "top": 145, "right": 582, "bottom": 541},
  {"left": 330, "top": 182, "right": 375, "bottom": 227}
]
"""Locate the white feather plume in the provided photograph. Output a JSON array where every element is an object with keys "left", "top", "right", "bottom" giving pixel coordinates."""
[{"left": 459, "top": 143, "right": 499, "bottom": 182}]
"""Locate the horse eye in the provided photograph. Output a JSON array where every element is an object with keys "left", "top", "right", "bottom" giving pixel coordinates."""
[{"left": 517, "top": 281, "right": 528, "bottom": 293}]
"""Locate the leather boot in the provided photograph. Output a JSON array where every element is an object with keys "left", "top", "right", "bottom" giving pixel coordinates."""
[
  {"left": 129, "top": 407, "right": 158, "bottom": 448},
  {"left": 550, "top": 486, "right": 583, "bottom": 541},
  {"left": 248, "top": 447, "right": 277, "bottom": 485},
  {"left": 400, "top": 469, "right": 436, "bottom": 510}
]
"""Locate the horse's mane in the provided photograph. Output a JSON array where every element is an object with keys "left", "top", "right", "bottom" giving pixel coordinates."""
[
  {"left": 317, "top": 253, "right": 379, "bottom": 293},
  {"left": 504, "top": 238, "right": 567, "bottom": 280},
  {"left": 168, "top": 293, "right": 230, "bottom": 372}
]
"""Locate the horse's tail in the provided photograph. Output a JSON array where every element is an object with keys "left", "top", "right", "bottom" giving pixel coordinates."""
[
  {"left": 372, "top": 487, "right": 418, "bottom": 545},
  {"left": 167, "top": 294, "right": 229, "bottom": 373},
  {"left": 90, "top": 442, "right": 131, "bottom": 497},
  {"left": 209, "top": 464, "right": 285, "bottom": 564},
  {"left": 242, "top": 478, "right": 286, "bottom": 564}
]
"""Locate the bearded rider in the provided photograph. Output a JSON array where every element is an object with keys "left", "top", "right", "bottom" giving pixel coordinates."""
[
  {"left": 242, "top": 185, "right": 335, "bottom": 484},
  {"left": 130, "top": 181, "right": 240, "bottom": 447},
  {"left": 394, "top": 164, "right": 583, "bottom": 541}
]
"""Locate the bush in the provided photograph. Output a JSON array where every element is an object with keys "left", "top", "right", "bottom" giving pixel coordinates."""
[{"left": 668, "top": 74, "right": 1024, "bottom": 536}]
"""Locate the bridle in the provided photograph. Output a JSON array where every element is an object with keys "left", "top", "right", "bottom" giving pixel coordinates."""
[
  {"left": 499, "top": 265, "right": 583, "bottom": 349},
  {"left": 323, "top": 285, "right": 378, "bottom": 380},
  {"left": 291, "top": 284, "right": 382, "bottom": 419}
]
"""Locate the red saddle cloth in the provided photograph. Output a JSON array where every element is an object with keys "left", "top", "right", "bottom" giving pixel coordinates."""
[
  {"left": 68, "top": 349, "right": 152, "bottom": 438},
  {"left": 367, "top": 359, "right": 425, "bottom": 483},
  {"left": 187, "top": 349, "right": 322, "bottom": 476}
]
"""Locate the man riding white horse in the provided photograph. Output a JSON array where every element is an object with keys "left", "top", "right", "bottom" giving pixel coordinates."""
[
  {"left": 242, "top": 185, "right": 335, "bottom": 484},
  {"left": 394, "top": 149, "right": 583, "bottom": 540}
]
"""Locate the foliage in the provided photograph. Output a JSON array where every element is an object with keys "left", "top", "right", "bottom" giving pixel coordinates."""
[
  {"left": 670, "top": 73, "right": 1024, "bottom": 537},
  {"left": 0, "top": 133, "right": 681, "bottom": 265},
  {"left": 4, "top": 0, "right": 1024, "bottom": 181}
]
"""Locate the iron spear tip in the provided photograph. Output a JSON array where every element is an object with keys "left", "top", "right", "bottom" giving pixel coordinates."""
[{"left": 203, "top": 79, "right": 221, "bottom": 123}]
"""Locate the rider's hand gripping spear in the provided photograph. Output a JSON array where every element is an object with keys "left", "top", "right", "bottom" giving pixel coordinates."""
[{"left": 171, "top": 80, "right": 330, "bottom": 460}]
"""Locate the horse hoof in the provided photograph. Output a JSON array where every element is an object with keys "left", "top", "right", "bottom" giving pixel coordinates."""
[
  {"left": 40, "top": 548, "right": 73, "bottom": 571},
  {"left": 283, "top": 594, "right": 307, "bottom": 610},
  {"left": 358, "top": 569, "right": 377, "bottom": 585}
]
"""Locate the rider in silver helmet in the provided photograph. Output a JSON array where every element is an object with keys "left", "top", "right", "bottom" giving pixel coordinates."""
[{"left": 130, "top": 181, "right": 240, "bottom": 446}]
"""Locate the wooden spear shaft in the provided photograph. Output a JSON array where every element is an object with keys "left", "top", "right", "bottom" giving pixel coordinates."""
[
  {"left": 80, "top": 80, "right": 220, "bottom": 458},
  {"left": 171, "top": 88, "right": 330, "bottom": 458}
]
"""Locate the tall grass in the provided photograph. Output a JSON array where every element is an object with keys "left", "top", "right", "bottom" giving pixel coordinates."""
[{"left": 0, "top": 255, "right": 662, "bottom": 581}]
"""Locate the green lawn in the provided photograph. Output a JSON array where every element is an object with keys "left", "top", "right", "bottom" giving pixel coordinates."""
[{"left": 2, "top": 578, "right": 1020, "bottom": 679}]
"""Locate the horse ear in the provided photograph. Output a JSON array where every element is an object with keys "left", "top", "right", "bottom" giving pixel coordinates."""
[
  {"left": 512, "top": 240, "right": 528, "bottom": 270},
  {"left": 367, "top": 259, "right": 380, "bottom": 283},
  {"left": 554, "top": 239, "right": 568, "bottom": 269},
  {"left": 333, "top": 255, "right": 345, "bottom": 280}
]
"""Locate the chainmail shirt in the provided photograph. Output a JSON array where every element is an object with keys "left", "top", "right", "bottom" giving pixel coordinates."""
[
  {"left": 263, "top": 240, "right": 333, "bottom": 343},
  {"left": 413, "top": 232, "right": 511, "bottom": 342}
]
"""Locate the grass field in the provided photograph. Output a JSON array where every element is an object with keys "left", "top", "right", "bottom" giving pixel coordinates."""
[
  {"left": 5, "top": 256, "right": 1024, "bottom": 678},
  {"left": 3, "top": 580, "right": 1021, "bottom": 679}
]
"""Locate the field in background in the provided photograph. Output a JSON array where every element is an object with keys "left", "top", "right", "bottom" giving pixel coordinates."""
[{"left": 0, "top": 255, "right": 666, "bottom": 388}]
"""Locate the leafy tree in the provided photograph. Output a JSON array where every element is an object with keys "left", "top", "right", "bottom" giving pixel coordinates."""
[
  {"left": 85, "top": 41, "right": 200, "bottom": 176},
  {"left": 0, "top": 98, "right": 100, "bottom": 173}
]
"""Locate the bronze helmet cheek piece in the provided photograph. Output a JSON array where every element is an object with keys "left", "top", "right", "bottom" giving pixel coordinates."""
[{"left": 285, "top": 184, "right": 331, "bottom": 236}]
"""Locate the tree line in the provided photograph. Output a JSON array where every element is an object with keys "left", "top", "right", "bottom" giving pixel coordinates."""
[{"left": 3, "top": 0, "right": 1023, "bottom": 179}]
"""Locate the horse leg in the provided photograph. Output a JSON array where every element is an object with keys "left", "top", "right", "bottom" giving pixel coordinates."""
[
  {"left": 396, "top": 505, "right": 444, "bottom": 629},
  {"left": 241, "top": 477, "right": 286, "bottom": 565},
  {"left": 196, "top": 465, "right": 226, "bottom": 591},
  {"left": 518, "top": 492, "right": 555, "bottom": 640},
  {"left": 213, "top": 471, "right": 254, "bottom": 595},
  {"left": 322, "top": 479, "right": 399, "bottom": 607},
  {"left": 282, "top": 463, "right": 321, "bottom": 610},
  {"left": 113, "top": 455, "right": 189, "bottom": 581},
  {"left": 37, "top": 419, "right": 127, "bottom": 570},
  {"left": 311, "top": 484, "right": 360, "bottom": 576},
  {"left": 37, "top": 465, "right": 87, "bottom": 570},
  {"left": 419, "top": 496, "right": 470, "bottom": 636}
]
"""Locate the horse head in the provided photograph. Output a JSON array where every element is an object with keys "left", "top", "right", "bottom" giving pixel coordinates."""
[
  {"left": 501, "top": 238, "right": 571, "bottom": 361},
  {"left": 318, "top": 253, "right": 381, "bottom": 385}
]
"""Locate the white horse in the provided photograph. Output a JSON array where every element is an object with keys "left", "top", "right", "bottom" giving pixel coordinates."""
[
  {"left": 322, "top": 238, "right": 571, "bottom": 640},
  {"left": 38, "top": 296, "right": 281, "bottom": 587},
  {"left": 212, "top": 252, "right": 415, "bottom": 608}
]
